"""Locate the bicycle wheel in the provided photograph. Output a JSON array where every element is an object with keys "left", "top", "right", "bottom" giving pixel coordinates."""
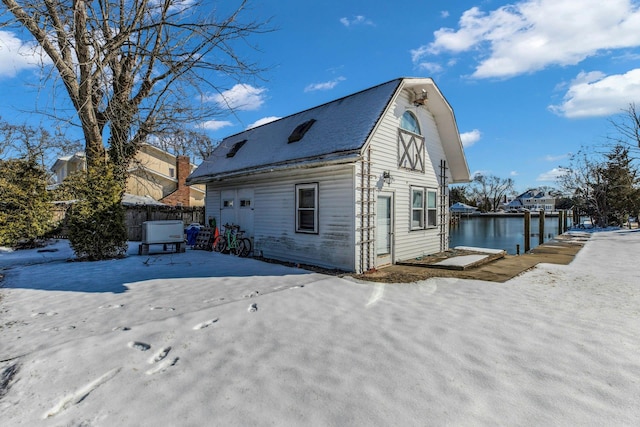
[
  {"left": 213, "top": 236, "right": 227, "bottom": 253},
  {"left": 240, "top": 238, "right": 252, "bottom": 257},
  {"left": 232, "top": 239, "right": 245, "bottom": 257}
]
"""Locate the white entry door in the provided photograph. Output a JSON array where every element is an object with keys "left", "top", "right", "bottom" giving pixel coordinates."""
[
  {"left": 237, "top": 188, "right": 254, "bottom": 240},
  {"left": 220, "top": 190, "right": 236, "bottom": 227},
  {"left": 376, "top": 194, "right": 393, "bottom": 267},
  {"left": 220, "top": 189, "right": 254, "bottom": 240}
]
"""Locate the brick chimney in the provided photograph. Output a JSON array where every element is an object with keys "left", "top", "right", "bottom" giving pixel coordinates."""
[{"left": 161, "top": 155, "right": 191, "bottom": 206}]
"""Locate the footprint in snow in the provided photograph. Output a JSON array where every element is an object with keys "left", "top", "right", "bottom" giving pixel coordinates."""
[
  {"left": 43, "top": 367, "right": 121, "bottom": 419},
  {"left": 243, "top": 291, "right": 260, "bottom": 298},
  {"left": 248, "top": 303, "right": 258, "bottom": 313},
  {"left": 193, "top": 318, "right": 219, "bottom": 330},
  {"left": 149, "top": 306, "right": 175, "bottom": 311},
  {"left": 128, "top": 341, "right": 151, "bottom": 351},
  {"left": 148, "top": 346, "right": 172, "bottom": 364},
  {"left": 112, "top": 326, "right": 131, "bottom": 331},
  {"left": 99, "top": 304, "right": 124, "bottom": 309},
  {"left": 146, "top": 357, "right": 179, "bottom": 376}
]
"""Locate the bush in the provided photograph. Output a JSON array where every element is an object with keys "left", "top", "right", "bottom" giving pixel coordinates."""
[
  {"left": 63, "top": 164, "right": 128, "bottom": 260},
  {"left": 0, "top": 158, "right": 53, "bottom": 247}
]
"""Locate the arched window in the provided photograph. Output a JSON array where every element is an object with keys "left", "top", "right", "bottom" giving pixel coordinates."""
[{"left": 400, "top": 111, "right": 421, "bottom": 135}]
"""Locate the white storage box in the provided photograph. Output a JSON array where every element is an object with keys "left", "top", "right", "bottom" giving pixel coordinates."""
[{"left": 141, "top": 220, "right": 184, "bottom": 244}]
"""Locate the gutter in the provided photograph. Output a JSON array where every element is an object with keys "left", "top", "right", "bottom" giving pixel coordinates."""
[{"left": 187, "top": 150, "right": 361, "bottom": 184}]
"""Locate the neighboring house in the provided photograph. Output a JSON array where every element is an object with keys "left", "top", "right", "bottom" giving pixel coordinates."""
[
  {"left": 505, "top": 198, "right": 524, "bottom": 211},
  {"left": 51, "top": 143, "right": 205, "bottom": 207},
  {"left": 513, "top": 189, "right": 556, "bottom": 211},
  {"left": 51, "top": 152, "right": 86, "bottom": 184},
  {"left": 450, "top": 202, "right": 478, "bottom": 214},
  {"left": 187, "top": 77, "right": 470, "bottom": 273}
]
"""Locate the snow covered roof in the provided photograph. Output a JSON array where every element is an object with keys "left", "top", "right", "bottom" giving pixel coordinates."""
[
  {"left": 188, "top": 79, "right": 401, "bottom": 183},
  {"left": 122, "top": 193, "right": 167, "bottom": 206},
  {"left": 450, "top": 202, "right": 478, "bottom": 212},
  {"left": 187, "top": 77, "right": 470, "bottom": 184}
]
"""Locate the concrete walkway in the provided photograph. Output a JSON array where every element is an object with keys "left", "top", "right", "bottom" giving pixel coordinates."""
[{"left": 356, "top": 232, "right": 589, "bottom": 283}]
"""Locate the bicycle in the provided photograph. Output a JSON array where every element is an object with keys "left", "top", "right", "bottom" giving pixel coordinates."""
[{"left": 212, "top": 223, "right": 252, "bottom": 257}]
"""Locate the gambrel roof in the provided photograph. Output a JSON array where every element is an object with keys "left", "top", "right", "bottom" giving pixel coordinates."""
[{"left": 187, "top": 78, "right": 469, "bottom": 184}]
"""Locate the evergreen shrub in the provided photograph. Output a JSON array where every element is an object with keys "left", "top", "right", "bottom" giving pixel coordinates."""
[
  {"left": 64, "top": 164, "right": 128, "bottom": 260},
  {"left": 0, "top": 158, "right": 53, "bottom": 247}
]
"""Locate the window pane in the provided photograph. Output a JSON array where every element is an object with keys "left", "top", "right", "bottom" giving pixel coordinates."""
[
  {"left": 427, "top": 210, "right": 437, "bottom": 227},
  {"left": 412, "top": 210, "right": 423, "bottom": 228},
  {"left": 412, "top": 190, "right": 423, "bottom": 208},
  {"left": 427, "top": 190, "right": 437, "bottom": 208},
  {"left": 298, "top": 188, "right": 315, "bottom": 208},
  {"left": 299, "top": 211, "right": 315, "bottom": 230},
  {"left": 401, "top": 111, "right": 421, "bottom": 134}
]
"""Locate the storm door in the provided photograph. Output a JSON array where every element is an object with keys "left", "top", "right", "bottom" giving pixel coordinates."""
[{"left": 376, "top": 194, "right": 393, "bottom": 267}]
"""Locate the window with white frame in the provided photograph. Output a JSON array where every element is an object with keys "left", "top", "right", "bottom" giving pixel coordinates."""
[
  {"left": 411, "top": 187, "right": 438, "bottom": 230},
  {"left": 401, "top": 111, "right": 421, "bottom": 134},
  {"left": 296, "top": 183, "right": 318, "bottom": 233},
  {"left": 427, "top": 189, "right": 437, "bottom": 227},
  {"left": 411, "top": 188, "right": 424, "bottom": 229}
]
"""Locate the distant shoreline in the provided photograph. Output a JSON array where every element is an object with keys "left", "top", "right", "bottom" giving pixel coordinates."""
[{"left": 453, "top": 211, "right": 566, "bottom": 218}]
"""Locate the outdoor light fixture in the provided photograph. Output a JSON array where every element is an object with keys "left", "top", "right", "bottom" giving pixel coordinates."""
[
  {"left": 383, "top": 171, "right": 392, "bottom": 185},
  {"left": 413, "top": 89, "right": 428, "bottom": 106}
]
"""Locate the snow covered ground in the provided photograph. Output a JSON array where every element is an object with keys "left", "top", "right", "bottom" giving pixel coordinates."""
[{"left": 1, "top": 230, "right": 639, "bottom": 426}]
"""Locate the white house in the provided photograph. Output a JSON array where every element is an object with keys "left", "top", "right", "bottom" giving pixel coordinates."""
[
  {"left": 512, "top": 189, "right": 557, "bottom": 212},
  {"left": 187, "top": 77, "right": 470, "bottom": 273}
]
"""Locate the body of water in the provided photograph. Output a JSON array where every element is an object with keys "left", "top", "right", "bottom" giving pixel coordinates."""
[{"left": 449, "top": 215, "right": 572, "bottom": 255}]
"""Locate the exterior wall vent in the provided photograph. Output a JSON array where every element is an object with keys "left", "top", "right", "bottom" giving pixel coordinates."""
[
  {"left": 288, "top": 119, "right": 316, "bottom": 143},
  {"left": 226, "top": 139, "right": 247, "bottom": 158}
]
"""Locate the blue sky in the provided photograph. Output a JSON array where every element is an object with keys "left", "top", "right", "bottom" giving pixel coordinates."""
[{"left": 2, "top": 0, "right": 640, "bottom": 192}]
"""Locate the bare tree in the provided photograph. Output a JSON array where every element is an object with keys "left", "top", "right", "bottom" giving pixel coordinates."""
[
  {"left": 608, "top": 103, "right": 640, "bottom": 156},
  {"left": 559, "top": 149, "right": 616, "bottom": 227},
  {"left": 151, "top": 128, "right": 218, "bottom": 163},
  {"left": 1, "top": 0, "right": 270, "bottom": 260},
  {"left": 1, "top": 0, "right": 270, "bottom": 180},
  {"left": 470, "top": 174, "right": 514, "bottom": 212},
  {"left": 0, "top": 117, "right": 81, "bottom": 166}
]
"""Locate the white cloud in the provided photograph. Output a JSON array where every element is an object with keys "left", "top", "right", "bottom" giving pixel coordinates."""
[
  {"left": 460, "top": 129, "right": 481, "bottom": 147},
  {"left": 416, "top": 61, "right": 444, "bottom": 74},
  {"left": 304, "top": 76, "right": 346, "bottom": 92},
  {"left": 441, "top": 11, "right": 450, "bottom": 19},
  {"left": 0, "top": 31, "right": 49, "bottom": 78},
  {"left": 549, "top": 69, "right": 640, "bottom": 118},
  {"left": 339, "top": 16, "right": 375, "bottom": 27},
  {"left": 544, "top": 153, "right": 569, "bottom": 162},
  {"left": 197, "top": 120, "right": 233, "bottom": 131},
  {"left": 412, "top": 0, "right": 640, "bottom": 79},
  {"left": 510, "top": 170, "right": 519, "bottom": 176},
  {"left": 247, "top": 116, "right": 280, "bottom": 129},
  {"left": 205, "top": 84, "right": 267, "bottom": 111},
  {"left": 537, "top": 167, "right": 568, "bottom": 182}
]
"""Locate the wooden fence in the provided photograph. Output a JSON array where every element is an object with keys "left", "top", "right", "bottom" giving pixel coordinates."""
[{"left": 52, "top": 204, "right": 205, "bottom": 241}]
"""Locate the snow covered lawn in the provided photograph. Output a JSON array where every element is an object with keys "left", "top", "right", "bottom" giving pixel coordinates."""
[{"left": 1, "top": 230, "right": 640, "bottom": 426}]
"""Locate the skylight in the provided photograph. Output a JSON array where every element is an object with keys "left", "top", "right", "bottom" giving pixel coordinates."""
[
  {"left": 226, "top": 139, "right": 247, "bottom": 158},
  {"left": 288, "top": 119, "right": 316, "bottom": 143}
]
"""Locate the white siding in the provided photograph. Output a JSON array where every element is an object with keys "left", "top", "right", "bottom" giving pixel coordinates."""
[
  {"left": 206, "top": 165, "right": 356, "bottom": 271},
  {"left": 363, "top": 89, "right": 450, "bottom": 264}
]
